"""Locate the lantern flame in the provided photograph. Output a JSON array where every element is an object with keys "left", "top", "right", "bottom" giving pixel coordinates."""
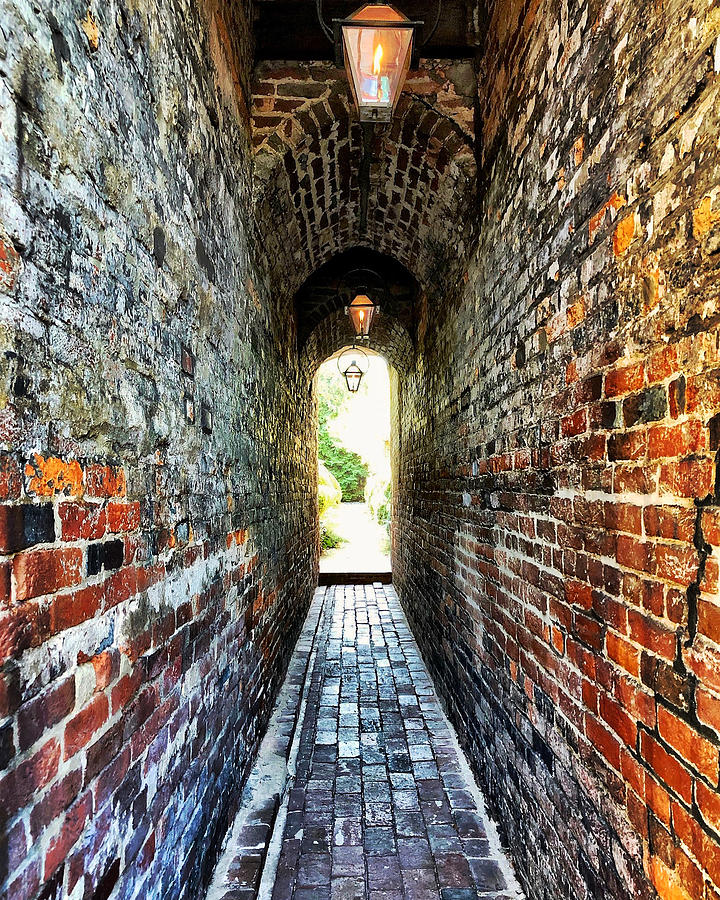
[{"left": 373, "top": 43, "right": 383, "bottom": 75}]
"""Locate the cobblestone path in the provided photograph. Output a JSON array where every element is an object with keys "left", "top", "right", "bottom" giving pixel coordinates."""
[{"left": 268, "top": 584, "right": 522, "bottom": 900}]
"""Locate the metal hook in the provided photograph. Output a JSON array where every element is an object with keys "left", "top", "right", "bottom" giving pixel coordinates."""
[
  {"left": 418, "top": 0, "right": 442, "bottom": 47},
  {"left": 316, "top": 0, "right": 334, "bottom": 42}
]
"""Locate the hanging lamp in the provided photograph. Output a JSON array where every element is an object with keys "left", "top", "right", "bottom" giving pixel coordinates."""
[
  {"left": 340, "top": 268, "right": 385, "bottom": 341},
  {"left": 337, "top": 346, "right": 370, "bottom": 393},
  {"left": 335, "top": 5, "right": 421, "bottom": 123}
]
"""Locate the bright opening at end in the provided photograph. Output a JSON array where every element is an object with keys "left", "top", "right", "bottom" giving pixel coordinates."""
[{"left": 318, "top": 352, "right": 391, "bottom": 576}]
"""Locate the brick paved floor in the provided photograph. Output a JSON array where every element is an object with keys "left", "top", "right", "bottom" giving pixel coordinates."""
[{"left": 268, "top": 584, "right": 522, "bottom": 900}]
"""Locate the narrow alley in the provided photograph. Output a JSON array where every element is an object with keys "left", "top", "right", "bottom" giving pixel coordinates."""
[{"left": 2, "top": 0, "right": 720, "bottom": 898}]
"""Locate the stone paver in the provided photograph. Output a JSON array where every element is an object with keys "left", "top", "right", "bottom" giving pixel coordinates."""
[{"left": 270, "top": 584, "right": 522, "bottom": 900}]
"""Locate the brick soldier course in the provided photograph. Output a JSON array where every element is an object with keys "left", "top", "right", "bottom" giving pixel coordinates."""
[{"left": 2, "top": 0, "right": 720, "bottom": 898}]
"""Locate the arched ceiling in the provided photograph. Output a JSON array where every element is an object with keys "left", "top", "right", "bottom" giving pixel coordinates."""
[
  {"left": 250, "top": 61, "right": 478, "bottom": 305},
  {"left": 294, "top": 247, "right": 418, "bottom": 350}
]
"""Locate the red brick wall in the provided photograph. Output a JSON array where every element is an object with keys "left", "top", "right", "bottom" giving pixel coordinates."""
[
  {"left": 395, "top": 0, "right": 720, "bottom": 898},
  {"left": 0, "top": 1, "right": 318, "bottom": 898}
]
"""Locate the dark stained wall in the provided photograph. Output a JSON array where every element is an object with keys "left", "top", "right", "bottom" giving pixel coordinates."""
[{"left": 395, "top": 1, "right": 720, "bottom": 898}]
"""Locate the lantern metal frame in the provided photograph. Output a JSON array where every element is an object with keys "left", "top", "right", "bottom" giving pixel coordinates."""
[
  {"left": 346, "top": 293, "right": 378, "bottom": 338},
  {"left": 337, "top": 345, "right": 370, "bottom": 393},
  {"left": 333, "top": 5, "right": 423, "bottom": 123},
  {"left": 316, "top": 0, "right": 441, "bottom": 52}
]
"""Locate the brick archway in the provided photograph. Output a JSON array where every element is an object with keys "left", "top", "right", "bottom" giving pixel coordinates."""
[
  {"left": 301, "top": 308, "right": 414, "bottom": 376},
  {"left": 251, "top": 61, "right": 477, "bottom": 304}
]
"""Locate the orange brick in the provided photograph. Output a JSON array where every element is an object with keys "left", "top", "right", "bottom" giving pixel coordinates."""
[
  {"left": 673, "top": 801, "right": 720, "bottom": 887},
  {"left": 589, "top": 192, "right": 626, "bottom": 244},
  {"left": 621, "top": 748, "right": 645, "bottom": 796},
  {"left": 565, "top": 579, "right": 593, "bottom": 610},
  {"left": 605, "top": 362, "right": 644, "bottom": 398},
  {"left": 655, "top": 543, "right": 699, "bottom": 586},
  {"left": 658, "top": 706, "right": 718, "bottom": 783},
  {"left": 604, "top": 502, "right": 642, "bottom": 534},
  {"left": 24, "top": 454, "right": 83, "bottom": 498},
  {"left": 599, "top": 691, "right": 637, "bottom": 747},
  {"left": 648, "top": 854, "right": 694, "bottom": 900},
  {"left": 561, "top": 408, "right": 587, "bottom": 437},
  {"left": 59, "top": 502, "right": 106, "bottom": 542},
  {"left": 644, "top": 505, "right": 696, "bottom": 541},
  {"left": 659, "top": 457, "right": 714, "bottom": 498},
  {"left": 64, "top": 693, "right": 109, "bottom": 759},
  {"left": 606, "top": 632, "right": 640, "bottom": 677},
  {"left": 613, "top": 213, "right": 635, "bottom": 256},
  {"left": 647, "top": 345, "right": 679, "bottom": 383},
  {"left": 628, "top": 610, "right": 676, "bottom": 660},
  {"left": 44, "top": 792, "right": 92, "bottom": 880},
  {"left": 645, "top": 773, "right": 671, "bottom": 824},
  {"left": 704, "top": 509, "right": 720, "bottom": 546},
  {"left": 641, "top": 732, "right": 692, "bottom": 804},
  {"left": 106, "top": 502, "right": 141, "bottom": 534},
  {"left": 698, "top": 780, "right": 720, "bottom": 834},
  {"left": 617, "top": 535, "right": 654, "bottom": 573},
  {"left": 84, "top": 464, "right": 126, "bottom": 499},
  {"left": 699, "top": 600, "right": 720, "bottom": 643},
  {"left": 585, "top": 714, "right": 621, "bottom": 770},
  {"left": 648, "top": 420, "right": 707, "bottom": 459},
  {"left": 697, "top": 688, "right": 720, "bottom": 737},
  {"left": 614, "top": 674, "right": 656, "bottom": 728}
]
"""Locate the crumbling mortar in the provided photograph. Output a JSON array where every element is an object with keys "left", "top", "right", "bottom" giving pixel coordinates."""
[{"left": 683, "top": 447, "right": 720, "bottom": 649}]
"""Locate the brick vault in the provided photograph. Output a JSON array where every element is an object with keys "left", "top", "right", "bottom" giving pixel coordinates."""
[{"left": 1, "top": 0, "right": 720, "bottom": 899}]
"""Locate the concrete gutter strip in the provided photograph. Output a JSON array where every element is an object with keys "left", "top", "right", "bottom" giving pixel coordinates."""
[{"left": 205, "top": 587, "right": 327, "bottom": 900}]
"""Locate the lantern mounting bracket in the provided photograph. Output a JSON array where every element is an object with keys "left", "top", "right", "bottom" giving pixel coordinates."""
[
  {"left": 337, "top": 345, "right": 370, "bottom": 393},
  {"left": 339, "top": 268, "right": 386, "bottom": 308},
  {"left": 316, "top": 0, "right": 333, "bottom": 41}
]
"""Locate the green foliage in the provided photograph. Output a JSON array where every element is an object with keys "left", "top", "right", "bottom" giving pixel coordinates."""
[
  {"left": 365, "top": 472, "right": 392, "bottom": 528},
  {"left": 320, "top": 520, "right": 345, "bottom": 550},
  {"left": 318, "top": 370, "right": 368, "bottom": 501},
  {"left": 318, "top": 461, "right": 342, "bottom": 517}
]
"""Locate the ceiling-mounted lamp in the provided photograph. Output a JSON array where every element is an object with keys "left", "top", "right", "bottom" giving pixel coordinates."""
[
  {"left": 347, "top": 293, "right": 378, "bottom": 338},
  {"left": 317, "top": 0, "right": 445, "bottom": 124},
  {"left": 335, "top": 5, "right": 421, "bottom": 123},
  {"left": 337, "top": 346, "right": 370, "bottom": 393},
  {"left": 340, "top": 268, "right": 385, "bottom": 340}
]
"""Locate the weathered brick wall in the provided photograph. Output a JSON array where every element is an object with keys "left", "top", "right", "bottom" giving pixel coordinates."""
[
  {"left": 395, "top": 1, "right": 720, "bottom": 898},
  {"left": 0, "top": 1, "right": 318, "bottom": 898}
]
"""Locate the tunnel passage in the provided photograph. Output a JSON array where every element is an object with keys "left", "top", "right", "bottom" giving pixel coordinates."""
[
  {"left": 250, "top": 59, "right": 477, "bottom": 306},
  {"left": 2, "top": 1, "right": 720, "bottom": 900},
  {"left": 296, "top": 248, "right": 417, "bottom": 372}
]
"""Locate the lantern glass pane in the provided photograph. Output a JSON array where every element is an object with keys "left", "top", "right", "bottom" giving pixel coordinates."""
[{"left": 342, "top": 9, "right": 413, "bottom": 122}]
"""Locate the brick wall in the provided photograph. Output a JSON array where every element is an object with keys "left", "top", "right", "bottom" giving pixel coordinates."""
[
  {"left": 395, "top": 1, "right": 720, "bottom": 898},
  {"left": 0, "top": 1, "right": 317, "bottom": 899}
]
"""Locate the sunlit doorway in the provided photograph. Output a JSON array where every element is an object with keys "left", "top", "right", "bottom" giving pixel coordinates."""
[{"left": 318, "top": 351, "right": 392, "bottom": 579}]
